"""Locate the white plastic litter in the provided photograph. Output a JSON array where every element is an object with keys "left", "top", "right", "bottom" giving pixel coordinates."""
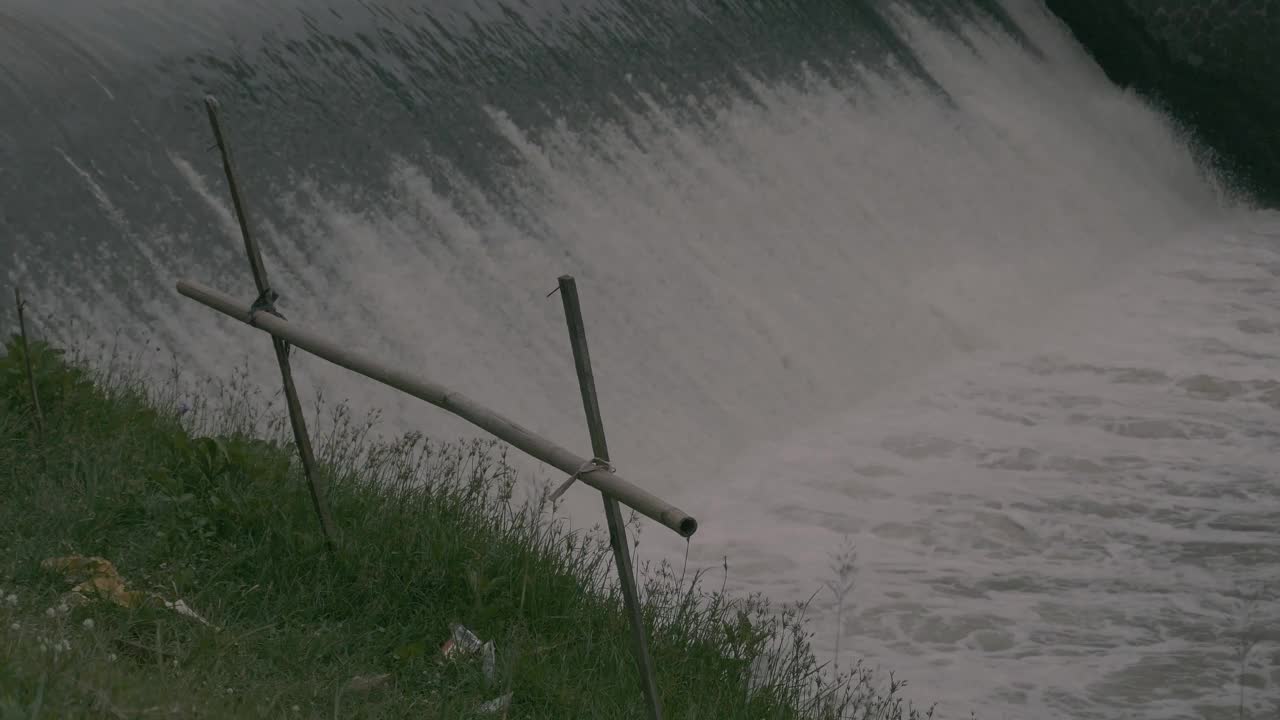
[
  {"left": 441, "top": 624, "right": 510, "bottom": 713},
  {"left": 476, "top": 692, "right": 512, "bottom": 715}
]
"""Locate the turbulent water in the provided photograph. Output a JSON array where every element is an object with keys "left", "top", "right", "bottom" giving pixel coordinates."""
[{"left": 2, "top": 0, "right": 1277, "bottom": 717}]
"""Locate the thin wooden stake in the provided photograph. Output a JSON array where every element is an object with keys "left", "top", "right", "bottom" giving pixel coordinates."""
[
  {"left": 14, "top": 287, "right": 45, "bottom": 437},
  {"left": 557, "top": 275, "right": 664, "bottom": 720},
  {"left": 203, "top": 96, "right": 338, "bottom": 554}
]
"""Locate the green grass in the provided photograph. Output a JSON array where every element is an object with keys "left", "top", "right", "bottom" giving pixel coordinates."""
[{"left": 0, "top": 335, "right": 931, "bottom": 719}]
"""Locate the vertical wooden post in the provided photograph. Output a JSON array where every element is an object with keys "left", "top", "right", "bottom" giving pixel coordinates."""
[
  {"left": 556, "top": 275, "right": 663, "bottom": 720},
  {"left": 203, "top": 96, "right": 338, "bottom": 553},
  {"left": 13, "top": 287, "right": 45, "bottom": 436}
]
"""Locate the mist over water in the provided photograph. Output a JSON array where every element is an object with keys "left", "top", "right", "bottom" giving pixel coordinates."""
[{"left": 4, "top": 0, "right": 1277, "bottom": 717}]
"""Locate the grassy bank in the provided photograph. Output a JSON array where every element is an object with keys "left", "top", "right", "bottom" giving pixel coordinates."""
[{"left": 0, "top": 336, "right": 929, "bottom": 719}]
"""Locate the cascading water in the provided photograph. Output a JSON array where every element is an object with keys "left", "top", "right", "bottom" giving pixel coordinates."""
[{"left": 3, "top": 1, "right": 1277, "bottom": 717}]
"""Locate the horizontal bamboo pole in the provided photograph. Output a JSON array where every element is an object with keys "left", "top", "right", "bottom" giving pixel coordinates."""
[{"left": 176, "top": 278, "right": 698, "bottom": 537}]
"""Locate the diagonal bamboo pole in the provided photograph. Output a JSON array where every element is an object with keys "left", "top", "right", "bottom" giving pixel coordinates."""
[
  {"left": 203, "top": 96, "right": 338, "bottom": 553},
  {"left": 174, "top": 278, "right": 698, "bottom": 538},
  {"left": 13, "top": 287, "right": 45, "bottom": 437},
  {"left": 556, "top": 275, "right": 664, "bottom": 720}
]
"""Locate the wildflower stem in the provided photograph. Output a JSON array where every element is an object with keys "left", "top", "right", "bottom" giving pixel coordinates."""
[{"left": 13, "top": 287, "right": 45, "bottom": 437}]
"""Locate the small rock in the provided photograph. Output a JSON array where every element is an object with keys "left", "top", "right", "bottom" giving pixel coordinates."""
[{"left": 344, "top": 673, "right": 391, "bottom": 693}]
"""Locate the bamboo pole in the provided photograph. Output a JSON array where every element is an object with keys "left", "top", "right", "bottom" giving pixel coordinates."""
[
  {"left": 13, "top": 287, "right": 45, "bottom": 436},
  {"left": 556, "top": 275, "right": 663, "bottom": 720},
  {"left": 174, "top": 278, "right": 698, "bottom": 538},
  {"left": 203, "top": 96, "right": 339, "bottom": 553}
]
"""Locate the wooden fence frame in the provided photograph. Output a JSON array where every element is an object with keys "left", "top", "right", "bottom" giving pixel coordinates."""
[{"left": 179, "top": 96, "right": 696, "bottom": 719}]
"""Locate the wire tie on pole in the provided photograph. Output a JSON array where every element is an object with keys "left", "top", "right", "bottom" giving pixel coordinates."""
[
  {"left": 549, "top": 456, "right": 615, "bottom": 502},
  {"left": 248, "top": 288, "right": 290, "bottom": 353},
  {"left": 248, "top": 287, "right": 282, "bottom": 317}
]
